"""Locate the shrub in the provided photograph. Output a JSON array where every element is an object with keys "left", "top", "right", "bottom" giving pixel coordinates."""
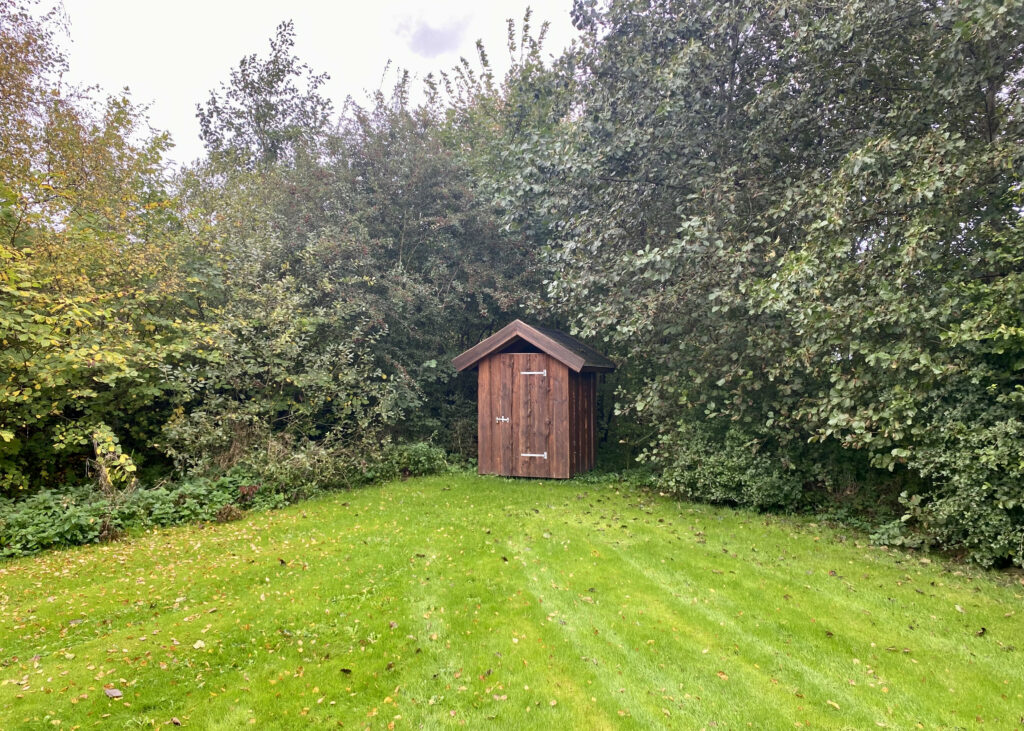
[
  {"left": 650, "top": 421, "right": 804, "bottom": 511},
  {"left": 1, "top": 441, "right": 453, "bottom": 558},
  {"left": 898, "top": 399, "right": 1024, "bottom": 567},
  {"left": 0, "top": 487, "right": 124, "bottom": 557},
  {"left": 215, "top": 504, "right": 246, "bottom": 523},
  {"left": 385, "top": 442, "right": 450, "bottom": 479}
]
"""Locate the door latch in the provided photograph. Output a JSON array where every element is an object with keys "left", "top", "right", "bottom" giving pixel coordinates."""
[{"left": 495, "top": 416, "right": 509, "bottom": 423}]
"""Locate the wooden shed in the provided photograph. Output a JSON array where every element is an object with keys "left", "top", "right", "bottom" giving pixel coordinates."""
[{"left": 452, "top": 320, "right": 615, "bottom": 479}]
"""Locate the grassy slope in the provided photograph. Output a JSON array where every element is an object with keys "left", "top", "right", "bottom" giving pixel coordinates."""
[{"left": 1, "top": 474, "right": 1022, "bottom": 730}]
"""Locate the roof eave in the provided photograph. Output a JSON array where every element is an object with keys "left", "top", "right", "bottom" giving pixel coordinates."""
[{"left": 452, "top": 320, "right": 589, "bottom": 372}]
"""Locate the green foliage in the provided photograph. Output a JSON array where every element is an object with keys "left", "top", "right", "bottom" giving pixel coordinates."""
[
  {"left": 0, "top": 487, "right": 114, "bottom": 556},
  {"left": 0, "top": 472, "right": 291, "bottom": 557},
  {"left": 160, "top": 270, "right": 405, "bottom": 480},
  {"left": 490, "top": 0, "right": 1024, "bottom": 565},
  {"left": 184, "top": 57, "right": 536, "bottom": 462},
  {"left": 0, "top": 5, "right": 199, "bottom": 496},
  {"left": 128, "top": 473, "right": 288, "bottom": 529},
  {"left": 382, "top": 441, "right": 451, "bottom": 478},
  {"left": 0, "top": 444, "right": 454, "bottom": 557},
  {"left": 897, "top": 395, "right": 1024, "bottom": 565},
  {"left": 2, "top": 5, "right": 527, "bottom": 510},
  {"left": 5, "top": 0, "right": 1023, "bottom": 570},
  {"left": 196, "top": 20, "right": 333, "bottom": 168},
  {"left": 652, "top": 421, "right": 804, "bottom": 510}
]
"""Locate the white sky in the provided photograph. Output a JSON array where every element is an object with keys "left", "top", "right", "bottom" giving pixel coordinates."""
[{"left": 55, "top": 0, "right": 580, "bottom": 167}]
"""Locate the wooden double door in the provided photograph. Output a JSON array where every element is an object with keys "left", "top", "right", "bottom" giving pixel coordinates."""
[{"left": 477, "top": 353, "right": 570, "bottom": 478}]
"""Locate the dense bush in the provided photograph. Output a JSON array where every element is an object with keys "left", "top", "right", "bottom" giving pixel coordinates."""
[
  {"left": 651, "top": 422, "right": 804, "bottom": 511},
  {"left": 4, "top": 0, "right": 1023, "bottom": 568},
  {"left": 0, "top": 488, "right": 116, "bottom": 556},
  {"left": 382, "top": 441, "right": 451, "bottom": 479}
]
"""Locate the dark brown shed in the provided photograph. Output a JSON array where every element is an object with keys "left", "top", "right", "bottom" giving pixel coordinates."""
[{"left": 453, "top": 320, "right": 615, "bottom": 479}]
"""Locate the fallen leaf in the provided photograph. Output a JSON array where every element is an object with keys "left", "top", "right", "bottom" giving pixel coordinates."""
[{"left": 104, "top": 688, "right": 123, "bottom": 699}]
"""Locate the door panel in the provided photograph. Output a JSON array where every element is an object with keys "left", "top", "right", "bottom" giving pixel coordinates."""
[
  {"left": 479, "top": 353, "right": 568, "bottom": 478},
  {"left": 477, "top": 357, "right": 493, "bottom": 474},
  {"left": 478, "top": 356, "right": 514, "bottom": 476},
  {"left": 494, "top": 355, "right": 515, "bottom": 475},
  {"left": 513, "top": 353, "right": 551, "bottom": 478}
]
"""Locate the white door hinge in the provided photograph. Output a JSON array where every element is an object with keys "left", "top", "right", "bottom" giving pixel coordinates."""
[{"left": 520, "top": 452, "right": 548, "bottom": 459}]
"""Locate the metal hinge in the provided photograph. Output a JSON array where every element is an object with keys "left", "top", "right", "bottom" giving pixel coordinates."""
[
  {"left": 495, "top": 416, "right": 509, "bottom": 423},
  {"left": 520, "top": 370, "right": 547, "bottom": 376},
  {"left": 521, "top": 452, "right": 548, "bottom": 459}
]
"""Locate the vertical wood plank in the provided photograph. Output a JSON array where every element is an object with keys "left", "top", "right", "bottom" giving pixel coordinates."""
[
  {"left": 514, "top": 354, "right": 524, "bottom": 477},
  {"left": 530, "top": 353, "right": 545, "bottom": 478},
  {"left": 528, "top": 353, "right": 539, "bottom": 477},
  {"left": 513, "top": 353, "right": 526, "bottom": 477},
  {"left": 589, "top": 374, "right": 597, "bottom": 470},
  {"left": 581, "top": 373, "right": 588, "bottom": 472},
  {"left": 589, "top": 372, "right": 598, "bottom": 468},
  {"left": 550, "top": 359, "right": 569, "bottom": 478},
  {"left": 583, "top": 373, "right": 594, "bottom": 471},
  {"left": 542, "top": 355, "right": 554, "bottom": 478},
  {"left": 499, "top": 354, "right": 514, "bottom": 476},
  {"left": 512, "top": 353, "right": 553, "bottom": 478},
  {"left": 576, "top": 374, "right": 584, "bottom": 474},
  {"left": 568, "top": 373, "right": 577, "bottom": 476},
  {"left": 477, "top": 358, "right": 491, "bottom": 474}
]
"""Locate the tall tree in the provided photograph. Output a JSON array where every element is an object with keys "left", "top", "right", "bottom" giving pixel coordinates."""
[
  {"left": 499, "top": 0, "right": 1024, "bottom": 564},
  {"left": 196, "top": 20, "right": 333, "bottom": 168}
]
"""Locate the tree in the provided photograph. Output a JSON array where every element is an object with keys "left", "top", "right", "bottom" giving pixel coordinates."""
[
  {"left": 1, "top": 0, "right": 198, "bottom": 494},
  {"left": 196, "top": 20, "right": 333, "bottom": 168},
  {"left": 497, "top": 0, "right": 1024, "bottom": 564}
]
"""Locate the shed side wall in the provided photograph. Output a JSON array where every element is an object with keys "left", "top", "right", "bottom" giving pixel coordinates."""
[{"left": 568, "top": 372, "right": 598, "bottom": 475}]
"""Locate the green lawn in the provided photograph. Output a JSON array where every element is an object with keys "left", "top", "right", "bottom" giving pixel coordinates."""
[{"left": 1, "top": 474, "right": 1022, "bottom": 729}]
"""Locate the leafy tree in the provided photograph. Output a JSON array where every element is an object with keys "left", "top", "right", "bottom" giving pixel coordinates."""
[
  {"left": 1, "top": 1, "right": 198, "bottom": 495},
  {"left": 497, "top": 0, "right": 1024, "bottom": 564},
  {"left": 339, "top": 77, "right": 540, "bottom": 446},
  {"left": 196, "top": 20, "right": 333, "bottom": 168}
]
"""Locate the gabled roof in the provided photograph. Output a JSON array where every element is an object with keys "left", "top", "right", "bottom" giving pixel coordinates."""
[{"left": 452, "top": 319, "right": 616, "bottom": 373}]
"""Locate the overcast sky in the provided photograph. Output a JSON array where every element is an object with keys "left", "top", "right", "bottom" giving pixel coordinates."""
[{"left": 54, "top": 1, "right": 580, "bottom": 167}]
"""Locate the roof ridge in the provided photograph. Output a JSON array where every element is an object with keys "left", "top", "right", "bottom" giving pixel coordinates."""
[{"left": 452, "top": 320, "right": 615, "bottom": 373}]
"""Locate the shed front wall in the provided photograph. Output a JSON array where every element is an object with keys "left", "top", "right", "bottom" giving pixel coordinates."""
[{"left": 477, "top": 353, "right": 570, "bottom": 478}]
